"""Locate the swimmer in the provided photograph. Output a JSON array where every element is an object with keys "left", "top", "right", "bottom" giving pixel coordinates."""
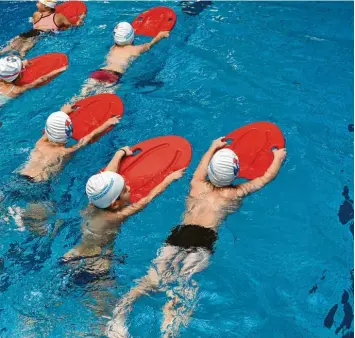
[
  {"left": 0, "top": 0, "right": 82, "bottom": 57},
  {"left": 20, "top": 105, "right": 120, "bottom": 182},
  {"left": 75, "top": 22, "right": 170, "bottom": 99},
  {"left": 62, "top": 148, "right": 185, "bottom": 283},
  {"left": 0, "top": 55, "right": 67, "bottom": 107},
  {"left": 4, "top": 106, "right": 120, "bottom": 235},
  {"left": 106, "top": 137, "right": 287, "bottom": 338}
]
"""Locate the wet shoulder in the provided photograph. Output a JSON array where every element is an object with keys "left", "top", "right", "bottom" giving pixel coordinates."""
[
  {"left": 189, "top": 180, "right": 212, "bottom": 197},
  {"left": 219, "top": 186, "right": 242, "bottom": 202},
  {"left": 32, "top": 11, "right": 42, "bottom": 23}
]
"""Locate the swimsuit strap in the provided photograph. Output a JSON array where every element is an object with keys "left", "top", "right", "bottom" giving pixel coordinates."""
[
  {"left": 1, "top": 85, "right": 15, "bottom": 96},
  {"left": 6, "top": 85, "right": 15, "bottom": 95},
  {"left": 32, "top": 13, "right": 43, "bottom": 25},
  {"left": 33, "top": 12, "right": 58, "bottom": 31},
  {"left": 33, "top": 12, "right": 53, "bottom": 25},
  {"left": 52, "top": 13, "right": 60, "bottom": 29}
]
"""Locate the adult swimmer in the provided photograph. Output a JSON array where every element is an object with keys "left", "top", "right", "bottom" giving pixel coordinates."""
[
  {"left": 106, "top": 138, "right": 287, "bottom": 338},
  {"left": 0, "top": 0, "right": 82, "bottom": 58},
  {"left": 74, "top": 22, "right": 169, "bottom": 100}
]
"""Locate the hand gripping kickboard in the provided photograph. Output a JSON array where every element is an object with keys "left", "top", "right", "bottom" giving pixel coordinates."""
[{"left": 225, "top": 122, "right": 285, "bottom": 180}]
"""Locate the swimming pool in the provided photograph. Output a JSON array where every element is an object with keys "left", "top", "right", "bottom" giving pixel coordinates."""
[{"left": 0, "top": 1, "right": 353, "bottom": 337}]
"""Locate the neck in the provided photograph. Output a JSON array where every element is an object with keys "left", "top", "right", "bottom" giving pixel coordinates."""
[
  {"left": 45, "top": 138, "right": 65, "bottom": 146},
  {"left": 42, "top": 8, "right": 54, "bottom": 14}
]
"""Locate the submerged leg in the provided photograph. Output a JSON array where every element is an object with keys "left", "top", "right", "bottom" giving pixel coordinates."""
[
  {"left": 180, "top": 249, "right": 210, "bottom": 280},
  {"left": 161, "top": 281, "right": 199, "bottom": 338},
  {"left": 0, "top": 36, "right": 37, "bottom": 57},
  {"left": 161, "top": 249, "right": 210, "bottom": 337},
  {"left": 8, "top": 202, "right": 55, "bottom": 236},
  {"left": 69, "top": 78, "right": 98, "bottom": 103},
  {"left": 106, "top": 245, "right": 181, "bottom": 338},
  {"left": 17, "top": 38, "right": 37, "bottom": 57}
]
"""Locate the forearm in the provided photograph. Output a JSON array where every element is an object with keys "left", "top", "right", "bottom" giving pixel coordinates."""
[
  {"left": 18, "top": 80, "right": 38, "bottom": 92},
  {"left": 20, "top": 72, "right": 52, "bottom": 91},
  {"left": 262, "top": 158, "right": 282, "bottom": 182},
  {"left": 62, "top": 22, "right": 72, "bottom": 30},
  {"left": 192, "top": 146, "right": 216, "bottom": 180},
  {"left": 236, "top": 158, "right": 282, "bottom": 196},
  {"left": 138, "top": 177, "right": 173, "bottom": 205},
  {"left": 64, "top": 20, "right": 72, "bottom": 29},
  {"left": 88, "top": 122, "right": 111, "bottom": 139},
  {"left": 105, "top": 150, "right": 125, "bottom": 172},
  {"left": 149, "top": 35, "right": 163, "bottom": 48},
  {"left": 58, "top": 15, "right": 72, "bottom": 29}
]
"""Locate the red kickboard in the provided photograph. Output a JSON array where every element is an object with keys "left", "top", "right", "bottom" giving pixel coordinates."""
[
  {"left": 70, "top": 94, "right": 124, "bottom": 141},
  {"left": 116, "top": 136, "right": 192, "bottom": 203},
  {"left": 132, "top": 7, "right": 177, "bottom": 37},
  {"left": 56, "top": 1, "right": 87, "bottom": 26},
  {"left": 225, "top": 122, "right": 285, "bottom": 180},
  {"left": 17, "top": 53, "right": 68, "bottom": 86}
]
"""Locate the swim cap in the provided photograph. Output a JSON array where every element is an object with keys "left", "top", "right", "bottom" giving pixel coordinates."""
[
  {"left": 207, "top": 148, "right": 239, "bottom": 187},
  {"left": 0, "top": 56, "right": 22, "bottom": 83},
  {"left": 86, "top": 172, "right": 125, "bottom": 209},
  {"left": 39, "top": 0, "right": 56, "bottom": 9},
  {"left": 45, "top": 111, "right": 73, "bottom": 144},
  {"left": 114, "top": 22, "right": 134, "bottom": 46}
]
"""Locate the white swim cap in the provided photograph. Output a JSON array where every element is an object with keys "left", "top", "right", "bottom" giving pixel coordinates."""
[
  {"left": 86, "top": 171, "right": 125, "bottom": 209},
  {"left": 0, "top": 56, "right": 22, "bottom": 83},
  {"left": 114, "top": 22, "right": 134, "bottom": 46},
  {"left": 45, "top": 111, "right": 73, "bottom": 144},
  {"left": 39, "top": 0, "right": 57, "bottom": 9},
  {"left": 207, "top": 148, "right": 239, "bottom": 187}
]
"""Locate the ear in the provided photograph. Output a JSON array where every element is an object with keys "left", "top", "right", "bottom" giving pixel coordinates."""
[{"left": 110, "top": 200, "right": 121, "bottom": 210}]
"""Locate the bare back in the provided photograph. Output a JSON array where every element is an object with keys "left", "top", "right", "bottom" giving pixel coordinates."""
[
  {"left": 79, "top": 206, "right": 123, "bottom": 250},
  {"left": 103, "top": 45, "right": 144, "bottom": 74},
  {"left": 20, "top": 137, "right": 72, "bottom": 181},
  {"left": 62, "top": 207, "right": 123, "bottom": 275},
  {"left": 182, "top": 140, "right": 286, "bottom": 230},
  {"left": 183, "top": 181, "right": 241, "bottom": 230},
  {"left": 63, "top": 206, "right": 125, "bottom": 275}
]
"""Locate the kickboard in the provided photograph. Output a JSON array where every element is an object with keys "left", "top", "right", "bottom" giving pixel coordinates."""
[
  {"left": 17, "top": 53, "right": 68, "bottom": 86},
  {"left": 132, "top": 7, "right": 177, "bottom": 37},
  {"left": 56, "top": 1, "right": 87, "bottom": 26},
  {"left": 225, "top": 122, "right": 285, "bottom": 180},
  {"left": 112, "top": 136, "right": 192, "bottom": 203},
  {"left": 70, "top": 94, "right": 124, "bottom": 141}
]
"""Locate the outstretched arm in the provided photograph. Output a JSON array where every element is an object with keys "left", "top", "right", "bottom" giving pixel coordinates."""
[
  {"left": 118, "top": 168, "right": 185, "bottom": 219},
  {"left": 59, "top": 103, "right": 76, "bottom": 116},
  {"left": 191, "top": 137, "right": 226, "bottom": 185},
  {"left": 55, "top": 13, "right": 72, "bottom": 30},
  {"left": 233, "top": 148, "right": 287, "bottom": 198},
  {"left": 105, "top": 146, "right": 133, "bottom": 173},
  {"left": 69, "top": 116, "right": 121, "bottom": 153},
  {"left": 76, "top": 14, "right": 85, "bottom": 26},
  {"left": 137, "top": 31, "right": 170, "bottom": 54},
  {"left": 13, "top": 66, "right": 67, "bottom": 95}
]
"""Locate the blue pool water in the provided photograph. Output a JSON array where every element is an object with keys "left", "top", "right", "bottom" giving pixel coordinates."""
[{"left": 0, "top": 1, "right": 353, "bottom": 337}]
